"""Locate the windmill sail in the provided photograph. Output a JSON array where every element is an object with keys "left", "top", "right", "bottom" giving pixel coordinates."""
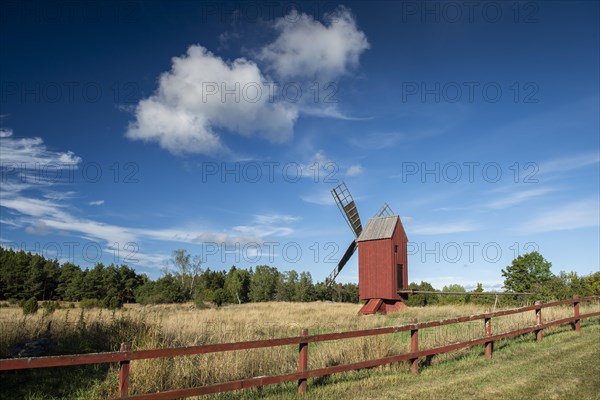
[
  {"left": 327, "top": 183, "right": 364, "bottom": 287},
  {"left": 374, "top": 203, "right": 394, "bottom": 218},
  {"left": 331, "top": 182, "right": 362, "bottom": 237},
  {"left": 325, "top": 240, "right": 357, "bottom": 287}
]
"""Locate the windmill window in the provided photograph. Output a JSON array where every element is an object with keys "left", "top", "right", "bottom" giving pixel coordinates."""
[{"left": 394, "top": 245, "right": 398, "bottom": 253}]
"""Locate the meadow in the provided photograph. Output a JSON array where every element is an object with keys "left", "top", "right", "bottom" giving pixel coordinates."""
[{"left": 1, "top": 300, "right": 599, "bottom": 400}]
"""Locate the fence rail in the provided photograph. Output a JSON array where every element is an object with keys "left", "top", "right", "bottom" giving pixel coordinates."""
[{"left": 1, "top": 296, "right": 598, "bottom": 399}]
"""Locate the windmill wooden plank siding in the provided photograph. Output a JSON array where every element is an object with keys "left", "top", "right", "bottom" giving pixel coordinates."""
[{"left": 357, "top": 216, "right": 408, "bottom": 301}]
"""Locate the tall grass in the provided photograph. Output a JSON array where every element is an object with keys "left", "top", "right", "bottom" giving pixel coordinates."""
[{"left": 1, "top": 300, "right": 598, "bottom": 399}]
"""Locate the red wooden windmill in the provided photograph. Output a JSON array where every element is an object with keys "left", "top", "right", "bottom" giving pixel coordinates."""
[{"left": 327, "top": 182, "right": 409, "bottom": 315}]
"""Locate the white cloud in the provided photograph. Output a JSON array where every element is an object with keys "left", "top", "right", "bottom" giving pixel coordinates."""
[
  {"left": 0, "top": 131, "right": 81, "bottom": 168},
  {"left": 44, "top": 191, "right": 77, "bottom": 200},
  {"left": 412, "top": 222, "right": 478, "bottom": 235},
  {"left": 0, "top": 128, "right": 13, "bottom": 138},
  {"left": 89, "top": 200, "right": 105, "bottom": 206},
  {"left": 301, "top": 189, "right": 335, "bottom": 205},
  {"left": 259, "top": 7, "right": 369, "bottom": 80},
  {"left": 126, "top": 45, "right": 298, "bottom": 155},
  {"left": 347, "top": 165, "right": 363, "bottom": 176},
  {"left": 300, "top": 106, "right": 373, "bottom": 120},
  {"left": 1, "top": 131, "right": 299, "bottom": 269},
  {"left": 539, "top": 152, "right": 600, "bottom": 175},
  {"left": 25, "top": 220, "right": 52, "bottom": 236},
  {"left": 0, "top": 129, "right": 82, "bottom": 192},
  {"left": 520, "top": 199, "right": 600, "bottom": 232},
  {"left": 349, "top": 132, "right": 404, "bottom": 150},
  {"left": 126, "top": 7, "right": 369, "bottom": 156},
  {"left": 487, "top": 187, "right": 555, "bottom": 209},
  {"left": 253, "top": 214, "right": 300, "bottom": 225}
]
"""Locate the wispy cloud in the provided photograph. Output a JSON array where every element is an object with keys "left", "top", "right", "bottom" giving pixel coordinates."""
[
  {"left": 411, "top": 222, "right": 478, "bottom": 235},
  {"left": 486, "top": 187, "right": 556, "bottom": 209},
  {"left": 44, "top": 191, "right": 77, "bottom": 200},
  {"left": 253, "top": 214, "right": 300, "bottom": 225},
  {"left": 539, "top": 152, "right": 599, "bottom": 175},
  {"left": 25, "top": 220, "right": 52, "bottom": 236},
  {"left": 349, "top": 132, "right": 404, "bottom": 150},
  {"left": 1, "top": 131, "right": 298, "bottom": 269},
  {"left": 301, "top": 106, "right": 373, "bottom": 121},
  {"left": 520, "top": 199, "right": 599, "bottom": 233},
  {"left": 0, "top": 129, "right": 82, "bottom": 195},
  {"left": 0, "top": 129, "right": 81, "bottom": 170},
  {"left": 301, "top": 189, "right": 335, "bottom": 205},
  {"left": 346, "top": 165, "right": 363, "bottom": 177}
]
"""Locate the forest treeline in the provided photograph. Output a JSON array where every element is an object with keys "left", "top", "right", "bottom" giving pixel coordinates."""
[
  {"left": 0, "top": 247, "right": 357, "bottom": 308},
  {"left": 0, "top": 247, "right": 598, "bottom": 309}
]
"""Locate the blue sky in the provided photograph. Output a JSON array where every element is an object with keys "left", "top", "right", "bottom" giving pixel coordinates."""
[{"left": 1, "top": 1, "right": 598, "bottom": 290}]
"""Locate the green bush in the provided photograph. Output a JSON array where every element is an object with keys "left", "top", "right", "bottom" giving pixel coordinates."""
[
  {"left": 21, "top": 297, "right": 39, "bottom": 315},
  {"left": 101, "top": 296, "right": 123, "bottom": 310},
  {"left": 42, "top": 301, "right": 61, "bottom": 315},
  {"left": 79, "top": 298, "right": 100, "bottom": 309}
]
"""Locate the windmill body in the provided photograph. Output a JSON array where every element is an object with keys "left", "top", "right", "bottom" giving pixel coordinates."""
[
  {"left": 329, "top": 183, "right": 409, "bottom": 315},
  {"left": 356, "top": 215, "right": 409, "bottom": 314}
]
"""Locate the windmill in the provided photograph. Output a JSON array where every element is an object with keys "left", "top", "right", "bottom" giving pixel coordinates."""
[{"left": 327, "top": 182, "right": 409, "bottom": 315}]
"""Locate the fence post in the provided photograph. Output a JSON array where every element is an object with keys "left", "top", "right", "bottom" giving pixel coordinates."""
[
  {"left": 410, "top": 318, "right": 419, "bottom": 375},
  {"left": 484, "top": 317, "right": 492, "bottom": 359},
  {"left": 118, "top": 342, "right": 132, "bottom": 398},
  {"left": 534, "top": 301, "right": 543, "bottom": 342},
  {"left": 573, "top": 296, "right": 581, "bottom": 332},
  {"left": 298, "top": 328, "right": 309, "bottom": 395}
]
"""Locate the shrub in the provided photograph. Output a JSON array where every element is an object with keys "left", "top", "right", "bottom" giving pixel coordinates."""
[
  {"left": 42, "top": 301, "right": 61, "bottom": 315},
  {"left": 21, "top": 297, "right": 39, "bottom": 315},
  {"left": 7, "top": 298, "right": 19, "bottom": 305},
  {"left": 79, "top": 299, "right": 100, "bottom": 309},
  {"left": 101, "top": 296, "right": 123, "bottom": 310}
]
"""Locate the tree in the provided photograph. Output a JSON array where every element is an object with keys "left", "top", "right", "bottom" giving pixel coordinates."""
[
  {"left": 296, "top": 272, "right": 316, "bottom": 302},
  {"left": 275, "top": 270, "right": 298, "bottom": 301},
  {"left": 24, "top": 255, "right": 44, "bottom": 299},
  {"left": 224, "top": 267, "right": 251, "bottom": 304},
  {"left": 249, "top": 265, "right": 279, "bottom": 302},
  {"left": 439, "top": 284, "right": 467, "bottom": 304},
  {"left": 135, "top": 274, "right": 184, "bottom": 304},
  {"left": 502, "top": 252, "right": 553, "bottom": 293},
  {"left": 405, "top": 281, "right": 439, "bottom": 306},
  {"left": 170, "top": 249, "right": 203, "bottom": 299}
]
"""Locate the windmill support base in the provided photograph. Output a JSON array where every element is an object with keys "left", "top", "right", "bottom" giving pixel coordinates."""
[{"left": 358, "top": 298, "right": 408, "bottom": 315}]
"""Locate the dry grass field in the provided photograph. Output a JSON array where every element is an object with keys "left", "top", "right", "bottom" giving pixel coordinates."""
[{"left": 1, "top": 300, "right": 599, "bottom": 399}]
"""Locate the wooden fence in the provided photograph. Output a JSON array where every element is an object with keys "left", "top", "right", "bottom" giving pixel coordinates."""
[{"left": 1, "top": 296, "right": 599, "bottom": 399}]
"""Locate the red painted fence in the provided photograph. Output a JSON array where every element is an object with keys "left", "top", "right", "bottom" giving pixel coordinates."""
[{"left": 1, "top": 296, "right": 598, "bottom": 399}]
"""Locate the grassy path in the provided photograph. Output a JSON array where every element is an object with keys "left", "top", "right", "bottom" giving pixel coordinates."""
[{"left": 249, "top": 325, "right": 600, "bottom": 400}]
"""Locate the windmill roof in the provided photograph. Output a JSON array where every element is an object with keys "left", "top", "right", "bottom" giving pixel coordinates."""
[{"left": 357, "top": 216, "right": 399, "bottom": 242}]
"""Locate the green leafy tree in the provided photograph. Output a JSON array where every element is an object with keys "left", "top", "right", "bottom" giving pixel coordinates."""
[
  {"left": 502, "top": 252, "right": 553, "bottom": 293},
  {"left": 405, "top": 281, "right": 439, "bottom": 306},
  {"left": 224, "top": 267, "right": 251, "bottom": 304},
  {"left": 439, "top": 284, "right": 467, "bottom": 304},
  {"left": 249, "top": 265, "right": 279, "bottom": 302},
  {"left": 170, "top": 249, "right": 203, "bottom": 300},
  {"left": 135, "top": 274, "right": 184, "bottom": 304},
  {"left": 275, "top": 270, "right": 298, "bottom": 301},
  {"left": 313, "top": 281, "right": 334, "bottom": 301},
  {"left": 24, "top": 255, "right": 45, "bottom": 299},
  {"left": 295, "top": 272, "right": 316, "bottom": 302}
]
